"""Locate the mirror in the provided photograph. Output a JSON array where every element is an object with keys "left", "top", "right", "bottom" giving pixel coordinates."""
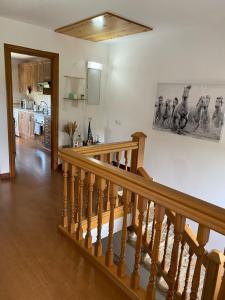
[{"left": 87, "top": 61, "right": 102, "bottom": 105}]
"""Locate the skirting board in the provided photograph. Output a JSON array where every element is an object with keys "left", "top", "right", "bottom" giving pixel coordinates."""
[{"left": 0, "top": 173, "right": 10, "bottom": 179}]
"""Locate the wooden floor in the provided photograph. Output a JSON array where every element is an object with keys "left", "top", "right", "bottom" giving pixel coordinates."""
[{"left": 0, "top": 139, "right": 130, "bottom": 300}]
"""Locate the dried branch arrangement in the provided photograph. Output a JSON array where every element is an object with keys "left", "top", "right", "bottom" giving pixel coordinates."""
[{"left": 64, "top": 121, "right": 78, "bottom": 137}]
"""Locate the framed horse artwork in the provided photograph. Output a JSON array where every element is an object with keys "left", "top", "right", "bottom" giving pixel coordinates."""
[{"left": 153, "top": 83, "right": 225, "bottom": 141}]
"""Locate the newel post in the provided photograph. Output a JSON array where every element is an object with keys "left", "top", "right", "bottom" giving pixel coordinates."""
[
  {"left": 202, "top": 250, "right": 225, "bottom": 300},
  {"left": 131, "top": 132, "right": 147, "bottom": 228},
  {"left": 130, "top": 132, "right": 147, "bottom": 174}
]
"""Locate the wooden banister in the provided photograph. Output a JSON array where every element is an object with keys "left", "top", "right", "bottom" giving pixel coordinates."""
[
  {"left": 60, "top": 140, "right": 139, "bottom": 156},
  {"left": 59, "top": 150, "right": 225, "bottom": 235},
  {"left": 58, "top": 134, "right": 225, "bottom": 300}
]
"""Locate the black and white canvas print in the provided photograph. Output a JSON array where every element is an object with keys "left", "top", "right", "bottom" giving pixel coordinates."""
[{"left": 153, "top": 83, "right": 225, "bottom": 141}]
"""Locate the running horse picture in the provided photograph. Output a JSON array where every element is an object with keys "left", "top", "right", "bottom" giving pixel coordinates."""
[{"left": 153, "top": 83, "right": 225, "bottom": 141}]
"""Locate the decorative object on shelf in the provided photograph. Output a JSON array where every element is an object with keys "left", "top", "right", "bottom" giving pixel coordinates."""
[
  {"left": 64, "top": 121, "right": 78, "bottom": 147},
  {"left": 153, "top": 83, "right": 225, "bottom": 141},
  {"left": 73, "top": 133, "right": 82, "bottom": 147},
  {"left": 87, "top": 118, "right": 93, "bottom": 145},
  {"left": 68, "top": 92, "right": 76, "bottom": 100}
]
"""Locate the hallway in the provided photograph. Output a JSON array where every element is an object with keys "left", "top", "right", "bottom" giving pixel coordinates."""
[{"left": 0, "top": 140, "right": 129, "bottom": 300}]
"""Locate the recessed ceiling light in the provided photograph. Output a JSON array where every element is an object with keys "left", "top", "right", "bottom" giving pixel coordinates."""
[
  {"left": 88, "top": 61, "right": 103, "bottom": 70},
  {"left": 92, "top": 15, "right": 105, "bottom": 28}
]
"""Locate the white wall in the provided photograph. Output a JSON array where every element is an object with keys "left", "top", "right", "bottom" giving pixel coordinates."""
[
  {"left": 0, "top": 17, "right": 109, "bottom": 173},
  {"left": 105, "top": 27, "right": 225, "bottom": 250}
]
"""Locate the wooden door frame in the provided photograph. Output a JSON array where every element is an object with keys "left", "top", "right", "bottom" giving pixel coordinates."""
[{"left": 4, "top": 44, "right": 59, "bottom": 177}]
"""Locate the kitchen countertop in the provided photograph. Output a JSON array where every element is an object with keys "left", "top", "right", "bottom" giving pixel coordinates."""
[{"left": 13, "top": 107, "right": 51, "bottom": 116}]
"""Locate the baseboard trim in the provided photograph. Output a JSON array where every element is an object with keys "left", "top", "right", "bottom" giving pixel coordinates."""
[{"left": 0, "top": 173, "right": 10, "bottom": 179}]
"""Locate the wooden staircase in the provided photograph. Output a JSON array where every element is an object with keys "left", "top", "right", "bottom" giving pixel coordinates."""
[{"left": 58, "top": 132, "right": 225, "bottom": 300}]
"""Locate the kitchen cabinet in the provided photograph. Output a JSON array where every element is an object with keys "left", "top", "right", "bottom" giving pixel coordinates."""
[
  {"left": 18, "top": 111, "right": 35, "bottom": 139},
  {"left": 18, "top": 60, "right": 51, "bottom": 93},
  {"left": 19, "top": 63, "right": 31, "bottom": 93},
  {"left": 42, "top": 61, "right": 51, "bottom": 81}
]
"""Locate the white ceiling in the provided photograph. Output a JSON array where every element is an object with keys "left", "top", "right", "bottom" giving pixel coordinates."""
[{"left": 0, "top": 0, "right": 224, "bottom": 39}]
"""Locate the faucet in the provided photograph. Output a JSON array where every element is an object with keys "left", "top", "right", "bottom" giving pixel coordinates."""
[{"left": 40, "top": 101, "right": 48, "bottom": 115}]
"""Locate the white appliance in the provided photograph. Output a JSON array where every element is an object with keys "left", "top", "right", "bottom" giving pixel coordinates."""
[
  {"left": 13, "top": 109, "right": 20, "bottom": 137},
  {"left": 34, "top": 114, "right": 44, "bottom": 135}
]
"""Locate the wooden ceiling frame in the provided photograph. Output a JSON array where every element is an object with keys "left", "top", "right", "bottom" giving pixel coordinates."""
[{"left": 55, "top": 12, "right": 152, "bottom": 42}]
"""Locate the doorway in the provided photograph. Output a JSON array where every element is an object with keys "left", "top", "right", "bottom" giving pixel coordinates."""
[{"left": 4, "top": 44, "right": 59, "bottom": 178}]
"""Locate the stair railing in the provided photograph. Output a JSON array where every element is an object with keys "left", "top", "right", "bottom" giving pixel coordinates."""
[
  {"left": 138, "top": 166, "right": 225, "bottom": 300},
  {"left": 58, "top": 132, "right": 225, "bottom": 300}
]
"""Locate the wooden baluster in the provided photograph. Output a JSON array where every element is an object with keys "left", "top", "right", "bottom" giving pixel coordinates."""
[
  {"left": 95, "top": 178, "right": 106, "bottom": 257},
  {"left": 124, "top": 149, "right": 131, "bottom": 171},
  {"left": 76, "top": 168, "right": 85, "bottom": 241},
  {"left": 116, "top": 151, "right": 122, "bottom": 168},
  {"left": 130, "top": 196, "right": 147, "bottom": 289},
  {"left": 132, "top": 193, "right": 139, "bottom": 228},
  {"left": 115, "top": 185, "right": 119, "bottom": 208},
  {"left": 149, "top": 205, "right": 155, "bottom": 256},
  {"left": 190, "top": 225, "right": 210, "bottom": 300},
  {"left": 107, "top": 152, "right": 113, "bottom": 165},
  {"left": 143, "top": 200, "right": 151, "bottom": 243},
  {"left": 202, "top": 250, "right": 225, "bottom": 300},
  {"left": 100, "top": 154, "right": 107, "bottom": 162},
  {"left": 69, "top": 165, "right": 78, "bottom": 233},
  {"left": 167, "top": 214, "right": 186, "bottom": 300},
  {"left": 218, "top": 253, "right": 225, "bottom": 300},
  {"left": 182, "top": 248, "right": 194, "bottom": 300},
  {"left": 105, "top": 183, "right": 117, "bottom": 267},
  {"left": 105, "top": 181, "right": 110, "bottom": 211},
  {"left": 175, "top": 240, "right": 185, "bottom": 292},
  {"left": 117, "top": 189, "right": 131, "bottom": 278},
  {"left": 146, "top": 205, "right": 165, "bottom": 300},
  {"left": 62, "top": 161, "right": 69, "bottom": 228},
  {"left": 85, "top": 172, "right": 95, "bottom": 249},
  {"left": 105, "top": 153, "right": 113, "bottom": 211},
  {"left": 124, "top": 150, "right": 128, "bottom": 171},
  {"left": 161, "top": 217, "right": 171, "bottom": 270},
  {"left": 74, "top": 174, "right": 78, "bottom": 223}
]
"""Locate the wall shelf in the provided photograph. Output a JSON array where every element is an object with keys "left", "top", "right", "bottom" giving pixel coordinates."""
[
  {"left": 64, "top": 74, "right": 87, "bottom": 101},
  {"left": 63, "top": 97, "right": 87, "bottom": 101},
  {"left": 64, "top": 75, "right": 86, "bottom": 80}
]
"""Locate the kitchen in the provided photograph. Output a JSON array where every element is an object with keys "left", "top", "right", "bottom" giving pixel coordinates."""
[{"left": 12, "top": 53, "right": 52, "bottom": 153}]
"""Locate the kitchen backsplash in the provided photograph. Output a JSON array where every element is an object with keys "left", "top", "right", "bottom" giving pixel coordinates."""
[{"left": 29, "top": 91, "right": 51, "bottom": 107}]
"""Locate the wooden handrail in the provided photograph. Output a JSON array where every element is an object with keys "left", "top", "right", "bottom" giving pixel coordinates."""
[
  {"left": 137, "top": 167, "right": 153, "bottom": 181},
  {"left": 60, "top": 140, "right": 139, "bottom": 156},
  {"left": 59, "top": 149, "right": 225, "bottom": 236}
]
